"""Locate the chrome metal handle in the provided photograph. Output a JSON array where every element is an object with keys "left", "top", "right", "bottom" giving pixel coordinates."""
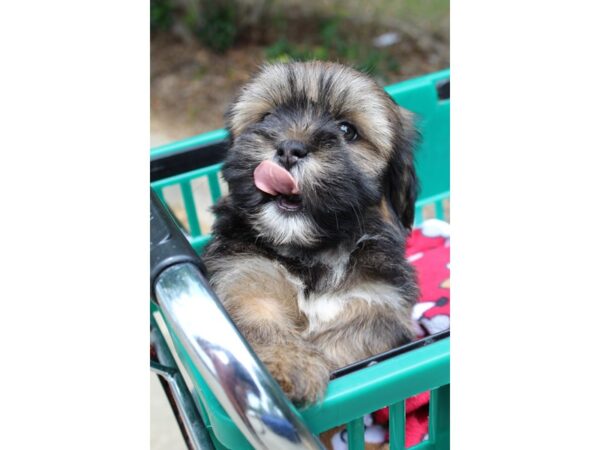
[{"left": 154, "top": 262, "right": 325, "bottom": 450}]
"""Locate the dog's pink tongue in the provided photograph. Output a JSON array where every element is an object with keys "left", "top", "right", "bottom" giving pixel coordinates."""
[{"left": 253, "top": 160, "right": 299, "bottom": 196}]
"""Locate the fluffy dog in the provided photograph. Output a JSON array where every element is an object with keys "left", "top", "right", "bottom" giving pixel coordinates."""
[{"left": 203, "top": 61, "right": 419, "bottom": 404}]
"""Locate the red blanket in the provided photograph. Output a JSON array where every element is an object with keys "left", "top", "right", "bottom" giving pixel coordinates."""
[{"left": 407, "top": 219, "right": 450, "bottom": 338}]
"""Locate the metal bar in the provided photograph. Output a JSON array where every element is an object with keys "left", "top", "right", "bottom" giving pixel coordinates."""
[
  {"left": 180, "top": 181, "right": 202, "bottom": 236},
  {"left": 389, "top": 402, "right": 406, "bottom": 450},
  {"left": 346, "top": 418, "right": 365, "bottom": 450},
  {"left": 154, "top": 262, "right": 324, "bottom": 450},
  {"left": 151, "top": 315, "right": 215, "bottom": 450}
]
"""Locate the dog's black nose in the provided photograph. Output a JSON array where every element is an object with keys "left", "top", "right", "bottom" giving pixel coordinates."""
[{"left": 276, "top": 140, "right": 308, "bottom": 169}]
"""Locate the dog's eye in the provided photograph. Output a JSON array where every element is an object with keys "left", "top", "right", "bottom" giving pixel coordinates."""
[
  {"left": 260, "top": 112, "right": 272, "bottom": 122},
  {"left": 339, "top": 122, "right": 358, "bottom": 141}
]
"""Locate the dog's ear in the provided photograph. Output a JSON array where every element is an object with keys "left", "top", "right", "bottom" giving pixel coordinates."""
[{"left": 383, "top": 106, "right": 419, "bottom": 230}]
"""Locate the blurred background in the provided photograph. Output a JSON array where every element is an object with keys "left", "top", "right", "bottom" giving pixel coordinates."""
[
  {"left": 150, "top": 1, "right": 449, "bottom": 448},
  {"left": 151, "top": 0, "right": 449, "bottom": 147}
]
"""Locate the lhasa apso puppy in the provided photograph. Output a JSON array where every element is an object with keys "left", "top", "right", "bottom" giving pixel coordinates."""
[{"left": 204, "top": 61, "right": 418, "bottom": 404}]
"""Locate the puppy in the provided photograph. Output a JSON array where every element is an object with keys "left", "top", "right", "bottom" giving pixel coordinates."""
[{"left": 203, "top": 61, "right": 419, "bottom": 404}]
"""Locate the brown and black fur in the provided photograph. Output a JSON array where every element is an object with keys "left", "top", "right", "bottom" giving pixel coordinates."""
[{"left": 203, "top": 61, "right": 419, "bottom": 405}]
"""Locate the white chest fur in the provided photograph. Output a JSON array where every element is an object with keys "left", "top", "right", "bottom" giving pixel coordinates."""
[
  {"left": 296, "top": 281, "right": 402, "bottom": 334},
  {"left": 284, "top": 244, "right": 402, "bottom": 334}
]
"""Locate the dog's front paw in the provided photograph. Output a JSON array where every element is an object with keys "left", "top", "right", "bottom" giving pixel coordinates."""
[{"left": 258, "top": 343, "right": 332, "bottom": 405}]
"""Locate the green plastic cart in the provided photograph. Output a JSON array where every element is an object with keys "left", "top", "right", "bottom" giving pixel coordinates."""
[{"left": 150, "top": 68, "right": 450, "bottom": 450}]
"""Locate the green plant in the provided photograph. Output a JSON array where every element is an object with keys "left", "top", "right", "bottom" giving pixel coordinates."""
[
  {"left": 197, "top": 0, "right": 238, "bottom": 53},
  {"left": 264, "top": 38, "right": 294, "bottom": 61},
  {"left": 319, "top": 17, "right": 347, "bottom": 55},
  {"left": 356, "top": 50, "right": 384, "bottom": 77},
  {"left": 151, "top": 0, "right": 173, "bottom": 32},
  {"left": 265, "top": 39, "right": 329, "bottom": 63}
]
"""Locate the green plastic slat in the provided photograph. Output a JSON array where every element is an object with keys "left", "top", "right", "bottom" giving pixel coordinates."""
[
  {"left": 301, "top": 339, "right": 449, "bottom": 435},
  {"left": 347, "top": 418, "right": 365, "bottom": 450},
  {"left": 429, "top": 385, "right": 450, "bottom": 450},
  {"left": 408, "top": 441, "right": 435, "bottom": 450},
  {"left": 180, "top": 180, "right": 202, "bottom": 236},
  {"left": 153, "top": 186, "right": 166, "bottom": 205},
  {"left": 190, "top": 235, "right": 212, "bottom": 253},
  {"left": 207, "top": 172, "right": 222, "bottom": 204},
  {"left": 415, "top": 191, "right": 449, "bottom": 209},
  {"left": 151, "top": 128, "right": 228, "bottom": 159},
  {"left": 429, "top": 388, "right": 438, "bottom": 443},
  {"left": 389, "top": 402, "right": 406, "bottom": 450},
  {"left": 385, "top": 69, "right": 449, "bottom": 119},
  {"left": 414, "top": 207, "right": 424, "bottom": 226},
  {"left": 151, "top": 163, "right": 224, "bottom": 192},
  {"left": 435, "top": 200, "right": 445, "bottom": 220}
]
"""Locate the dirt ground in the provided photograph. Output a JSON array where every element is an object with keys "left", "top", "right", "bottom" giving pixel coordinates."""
[{"left": 151, "top": 33, "right": 264, "bottom": 142}]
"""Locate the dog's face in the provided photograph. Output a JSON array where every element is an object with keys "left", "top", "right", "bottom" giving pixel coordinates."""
[{"left": 222, "top": 61, "right": 417, "bottom": 248}]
